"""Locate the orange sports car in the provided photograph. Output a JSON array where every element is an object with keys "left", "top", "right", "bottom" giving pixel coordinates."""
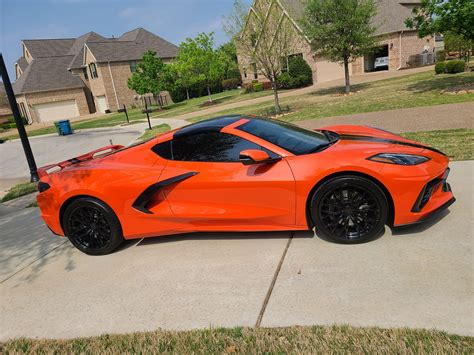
[{"left": 37, "top": 116, "right": 455, "bottom": 255}]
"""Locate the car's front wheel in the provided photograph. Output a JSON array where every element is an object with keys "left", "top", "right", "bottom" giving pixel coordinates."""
[
  {"left": 62, "top": 197, "right": 124, "bottom": 255},
  {"left": 310, "top": 176, "right": 388, "bottom": 244}
]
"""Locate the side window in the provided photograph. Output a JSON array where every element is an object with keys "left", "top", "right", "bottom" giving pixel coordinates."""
[
  {"left": 152, "top": 140, "right": 172, "bottom": 159},
  {"left": 153, "top": 132, "right": 277, "bottom": 162}
]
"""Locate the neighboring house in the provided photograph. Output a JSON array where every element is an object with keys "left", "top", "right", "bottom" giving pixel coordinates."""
[
  {"left": 13, "top": 28, "right": 178, "bottom": 124},
  {"left": 0, "top": 83, "right": 13, "bottom": 123},
  {"left": 238, "top": 0, "right": 435, "bottom": 85}
]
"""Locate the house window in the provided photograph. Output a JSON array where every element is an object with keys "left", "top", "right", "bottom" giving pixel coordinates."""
[
  {"left": 252, "top": 63, "right": 258, "bottom": 79},
  {"left": 89, "top": 63, "right": 98, "bottom": 78},
  {"left": 83, "top": 67, "right": 88, "bottom": 80},
  {"left": 243, "top": 67, "right": 247, "bottom": 78},
  {"left": 129, "top": 61, "right": 138, "bottom": 73},
  {"left": 281, "top": 57, "right": 289, "bottom": 73}
]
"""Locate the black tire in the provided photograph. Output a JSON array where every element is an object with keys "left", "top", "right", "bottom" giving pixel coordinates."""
[
  {"left": 62, "top": 197, "right": 124, "bottom": 255},
  {"left": 310, "top": 176, "right": 388, "bottom": 244}
]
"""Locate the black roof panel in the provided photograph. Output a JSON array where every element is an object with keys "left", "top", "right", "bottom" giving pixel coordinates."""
[{"left": 174, "top": 115, "right": 244, "bottom": 138}]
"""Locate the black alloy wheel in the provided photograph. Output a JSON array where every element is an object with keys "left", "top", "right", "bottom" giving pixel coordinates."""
[
  {"left": 310, "top": 176, "right": 388, "bottom": 244},
  {"left": 63, "top": 197, "right": 124, "bottom": 255}
]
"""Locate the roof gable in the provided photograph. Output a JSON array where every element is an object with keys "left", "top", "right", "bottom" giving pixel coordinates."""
[{"left": 118, "top": 27, "right": 179, "bottom": 58}]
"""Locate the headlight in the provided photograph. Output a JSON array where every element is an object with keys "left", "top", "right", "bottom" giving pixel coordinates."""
[{"left": 368, "top": 153, "right": 430, "bottom": 165}]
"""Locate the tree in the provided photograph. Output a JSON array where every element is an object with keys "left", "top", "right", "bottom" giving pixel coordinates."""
[
  {"left": 236, "top": 0, "right": 297, "bottom": 113},
  {"left": 127, "top": 50, "right": 166, "bottom": 95},
  {"left": 171, "top": 51, "right": 200, "bottom": 101},
  {"left": 444, "top": 31, "right": 473, "bottom": 62},
  {"left": 301, "top": 0, "right": 377, "bottom": 94},
  {"left": 217, "top": 41, "right": 241, "bottom": 80},
  {"left": 405, "top": 0, "right": 474, "bottom": 42},
  {"left": 222, "top": 0, "right": 249, "bottom": 38},
  {"left": 178, "top": 32, "right": 224, "bottom": 102}
]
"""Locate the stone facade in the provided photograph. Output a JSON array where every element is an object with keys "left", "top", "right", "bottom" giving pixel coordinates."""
[{"left": 16, "top": 87, "right": 90, "bottom": 123}]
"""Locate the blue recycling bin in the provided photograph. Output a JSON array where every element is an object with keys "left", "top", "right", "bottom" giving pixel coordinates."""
[{"left": 55, "top": 120, "right": 73, "bottom": 136}]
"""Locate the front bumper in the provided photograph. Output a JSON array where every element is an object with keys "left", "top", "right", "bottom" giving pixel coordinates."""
[
  {"left": 390, "top": 167, "right": 455, "bottom": 226},
  {"left": 396, "top": 197, "right": 455, "bottom": 227}
]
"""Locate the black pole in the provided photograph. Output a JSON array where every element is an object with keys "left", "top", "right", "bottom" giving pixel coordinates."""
[
  {"left": 144, "top": 99, "right": 152, "bottom": 130},
  {"left": 0, "top": 53, "right": 39, "bottom": 182},
  {"left": 123, "top": 104, "right": 129, "bottom": 124}
]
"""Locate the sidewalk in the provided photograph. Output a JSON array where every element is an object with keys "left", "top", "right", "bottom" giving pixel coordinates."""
[{"left": 296, "top": 102, "right": 474, "bottom": 133}]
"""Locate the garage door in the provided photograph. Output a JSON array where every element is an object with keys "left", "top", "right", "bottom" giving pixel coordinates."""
[
  {"left": 34, "top": 100, "right": 80, "bottom": 122},
  {"left": 96, "top": 96, "right": 108, "bottom": 113},
  {"left": 316, "top": 59, "right": 347, "bottom": 83}
]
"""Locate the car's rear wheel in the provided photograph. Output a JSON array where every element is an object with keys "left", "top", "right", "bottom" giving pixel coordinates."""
[
  {"left": 310, "top": 176, "right": 388, "bottom": 244},
  {"left": 62, "top": 197, "right": 124, "bottom": 255}
]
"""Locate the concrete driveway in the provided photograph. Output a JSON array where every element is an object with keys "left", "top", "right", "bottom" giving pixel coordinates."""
[
  {"left": 0, "top": 118, "right": 187, "bottom": 193},
  {"left": 0, "top": 160, "right": 472, "bottom": 340}
]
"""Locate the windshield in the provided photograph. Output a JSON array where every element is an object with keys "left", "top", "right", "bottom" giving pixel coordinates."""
[{"left": 236, "top": 118, "right": 335, "bottom": 155}]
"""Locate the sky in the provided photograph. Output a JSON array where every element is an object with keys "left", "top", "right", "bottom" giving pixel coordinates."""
[{"left": 0, "top": 0, "right": 252, "bottom": 79}]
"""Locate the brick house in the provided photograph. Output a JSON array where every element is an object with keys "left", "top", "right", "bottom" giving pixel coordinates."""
[
  {"left": 13, "top": 28, "right": 178, "bottom": 123},
  {"left": 0, "top": 83, "right": 13, "bottom": 124},
  {"left": 237, "top": 0, "right": 435, "bottom": 85}
]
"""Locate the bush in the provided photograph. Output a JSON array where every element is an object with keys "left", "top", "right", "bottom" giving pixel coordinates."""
[
  {"left": 445, "top": 60, "right": 466, "bottom": 74},
  {"left": 277, "top": 72, "right": 294, "bottom": 89},
  {"left": 277, "top": 56, "right": 313, "bottom": 89},
  {"left": 222, "top": 78, "right": 240, "bottom": 90},
  {"left": 435, "top": 61, "right": 446, "bottom": 74},
  {"left": 0, "top": 122, "right": 17, "bottom": 130},
  {"left": 436, "top": 50, "right": 446, "bottom": 62},
  {"left": 253, "top": 82, "right": 264, "bottom": 92},
  {"left": 288, "top": 56, "right": 313, "bottom": 86}
]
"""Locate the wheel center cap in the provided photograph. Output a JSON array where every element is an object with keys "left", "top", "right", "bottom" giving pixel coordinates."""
[{"left": 344, "top": 206, "right": 354, "bottom": 215}]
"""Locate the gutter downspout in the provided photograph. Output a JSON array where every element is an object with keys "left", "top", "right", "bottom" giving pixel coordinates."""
[
  {"left": 108, "top": 61, "right": 120, "bottom": 110},
  {"left": 397, "top": 31, "right": 404, "bottom": 70}
]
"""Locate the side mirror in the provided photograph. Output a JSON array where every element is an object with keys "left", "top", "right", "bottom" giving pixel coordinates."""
[{"left": 239, "top": 149, "right": 280, "bottom": 165}]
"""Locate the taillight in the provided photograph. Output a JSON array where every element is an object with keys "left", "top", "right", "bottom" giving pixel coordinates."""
[{"left": 37, "top": 182, "right": 51, "bottom": 193}]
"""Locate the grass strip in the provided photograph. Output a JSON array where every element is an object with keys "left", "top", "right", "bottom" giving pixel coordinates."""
[{"left": 1, "top": 325, "right": 472, "bottom": 354}]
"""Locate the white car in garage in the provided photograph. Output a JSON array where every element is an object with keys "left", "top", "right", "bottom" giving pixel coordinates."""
[{"left": 374, "top": 56, "right": 389, "bottom": 69}]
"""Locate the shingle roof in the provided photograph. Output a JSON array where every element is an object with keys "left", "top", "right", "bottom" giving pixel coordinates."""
[
  {"left": 22, "top": 39, "right": 75, "bottom": 58},
  {"left": 279, "top": 0, "right": 421, "bottom": 36},
  {"left": 15, "top": 27, "right": 178, "bottom": 94},
  {"left": 118, "top": 27, "right": 179, "bottom": 58},
  {"left": 15, "top": 57, "right": 28, "bottom": 71},
  {"left": 86, "top": 41, "right": 155, "bottom": 62},
  {"left": 67, "top": 32, "right": 111, "bottom": 69},
  {"left": 13, "top": 56, "right": 84, "bottom": 94}
]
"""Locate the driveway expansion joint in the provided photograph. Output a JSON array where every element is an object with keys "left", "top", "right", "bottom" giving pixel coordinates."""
[{"left": 255, "top": 231, "right": 294, "bottom": 327}]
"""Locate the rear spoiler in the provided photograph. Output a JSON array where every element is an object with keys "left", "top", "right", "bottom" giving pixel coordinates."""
[{"left": 38, "top": 145, "right": 124, "bottom": 178}]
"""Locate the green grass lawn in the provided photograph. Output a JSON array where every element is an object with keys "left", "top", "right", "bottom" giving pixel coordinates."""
[
  {"left": 1, "top": 325, "right": 471, "bottom": 353},
  {"left": 190, "top": 71, "right": 474, "bottom": 122},
  {"left": 401, "top": 129, "right": 474, "bottom": 161},
  {"left": 1, "top": 182, "right": 37, "bottom": 202},
  {"left": 137, "top": 123, "right": 171, "bottom": 141},
  {"left": 151, "top": 88, "right": 277, "bottom": 119}
]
